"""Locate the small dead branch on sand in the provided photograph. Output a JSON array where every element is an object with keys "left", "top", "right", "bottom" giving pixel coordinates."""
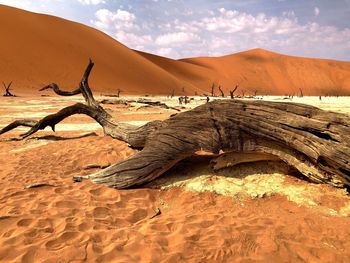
[
  {"left": 135, "top": 100, "right": 181, "bottom": 111},
  {"left": 149, "top": 208, "right": 161, "bottom": 219},
  {"left": 83, "top": 163, "right": 111, "bottom": 170},
  {"left": 100, "top": 98, "right": 180, "bottom": 111},
  {"left": 0, "top": 216, "right": 12, "bottom": 220},
  {"left": 100, "top": 99, "right": 130, "bottom": 105},
  {"left": 25, "top": 183, "right": 55, "bottom": 189},
  {"left": 1, "top": 59, "right": 350, "bottom": 191}
]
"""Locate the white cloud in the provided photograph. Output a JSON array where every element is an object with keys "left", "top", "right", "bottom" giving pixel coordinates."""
[
  {"left": 93, "top": 9, "right": 137, "bottom": 30},
  {"left": 115, "top": 31, "right": 152, "bottom": 47},
  {"left": 91, "top": 8, "right": 153, "bottom": 50},
  {"left": 0, "top": 0, "right": 62, "bottom": 12},
  {"left": 155, "top": 32, "right": 200, "bottom": 45},
  {"left": 197, "top": 8, "right": 298, "bottom": 34},
  {"left": 155, "top": 47, "right": 178, "bottom": 57},
  {"left": 152, "top": 7, "right": 349, "bottom": 59},
  {"left": 282, "top": 10, "right": 295, "bottom": 18},
  {"left": 90, "top": 6, "right": 349, "bottom": 60},
  {"left": 314, "top": 7, "right": 320, "bottom": 16},
  {"left": 77, "top": 0, "right": 105, "bottom": 5}
]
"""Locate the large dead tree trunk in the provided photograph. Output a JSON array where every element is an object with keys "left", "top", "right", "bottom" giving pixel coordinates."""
[{"left": 1, "top": 60, "right": 350, "bottom": 190}]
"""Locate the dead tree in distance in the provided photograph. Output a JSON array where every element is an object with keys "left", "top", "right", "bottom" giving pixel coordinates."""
[
  {"left": 116, "top": 88, "right": 122, "bottom": 98},
  {"left": 299, "top": 88, "right": 304, "bottom": 98},
  {"left": 3, "top": 81, "right": 15, "bottom": 97},
  {"left": 210, "top": 83, "right": 215, "bottom": 97},
  {"left": 1, "top": 59, "right": 350, "bottom": 191},
  {"left": 218, "top": 85, "right": 225, "bottom": 97},
  {"left": 229, "top": 84, "right": 239, "bottom": 99}
]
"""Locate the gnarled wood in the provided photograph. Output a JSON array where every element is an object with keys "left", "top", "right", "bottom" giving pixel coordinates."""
[
  {"left": 39, "top": 83, "right": 81, "bottom": 96},
  {"left": 1, "top": 60, "right": 350, "bottom": 190},
  {"left": 82, "top": 100, "right": 350, "bottom": 189},
  {"left": 0, "top": 120, "right": 38, "bottom": 135}
]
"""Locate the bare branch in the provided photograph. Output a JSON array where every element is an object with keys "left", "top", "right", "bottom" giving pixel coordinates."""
[
  {"left": 39, "top": 83, "right": 81, "bottom": 96},
  {"left": 0, "top": 120, "right": 38, "bottom": 135},
  {"left": 218, "top": 85, "right": 225, "bottom": 97},
  {"left": 210, "top": 83, "right": 215, "bottom": 97}
]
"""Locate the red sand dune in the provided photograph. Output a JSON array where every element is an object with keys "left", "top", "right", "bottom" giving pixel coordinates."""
[
  {"left": 182, "top": 49, "right": 350, "bottom": 96},
  {"left": 1, "top": 4, "right": 350, "bottom": 96}
]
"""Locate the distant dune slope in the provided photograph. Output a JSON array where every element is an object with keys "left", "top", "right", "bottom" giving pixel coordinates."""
[
  {"left": 1, "top": 5, "right": 350, "bottom": 96},
  {"left": 182, "top": 49, "right": 350, "bottom": 96},
  {"left": 0, "top": 5, "right": 198, "bottom": 95}
]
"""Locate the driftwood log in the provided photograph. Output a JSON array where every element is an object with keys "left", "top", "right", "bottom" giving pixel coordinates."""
[{"left": 1, "top": 60, "right": 350, "bottom": 190}]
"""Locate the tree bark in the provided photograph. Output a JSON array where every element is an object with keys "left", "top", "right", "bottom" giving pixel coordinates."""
[{"left": 1, "top": 60, "right": 350, "bottom": 190}]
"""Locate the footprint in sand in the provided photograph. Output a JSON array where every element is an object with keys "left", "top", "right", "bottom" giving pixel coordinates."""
[
  {"left": 199, "top": 220, "right": 215, "bottom": 228},
  {"left": 54, "top": 187, "right": 66, "bottom": 194},
  {"left": 89, "top": 187, "right": 121, "bottom": 201},
  {"left": 93, "top": 207, "right": 111, "bottom": 219},
  {"left": 106, "top": 199, "right": 126, "bottom": 209},
  {"left": 45, "top": 231, "right": 80, "bottom": 250},
  {"left": 23, "top": 228, "right": 39, "bottom": 238},
  {"left": 78, "top": 222, "right": 92, "bottom": 231},
  {"left": 2, "top": 228, "right": 16, "bottom": 238},
  {"left": 43, "top": 227, "right": 54, "bottom": 233},
  {"left": 55, "top": 200, "right": 80, "bottom": 209},
  {"left": 112, "top": 218, "right": 130, "bottom": 228},
  {"left": 126, "top": 208, "right": 148, "bottom": 224},
  {"left": 17, "top": 218, "right": 33, "bottom": 227}
]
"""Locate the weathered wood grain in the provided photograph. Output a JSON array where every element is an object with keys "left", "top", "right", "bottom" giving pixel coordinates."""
[{"left": 1, "top": 60, "right": 350, "bottom": 190}]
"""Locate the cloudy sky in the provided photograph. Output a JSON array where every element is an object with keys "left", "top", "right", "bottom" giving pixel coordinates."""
[{"left": 1, "top": 0, "right": 349, "bottom": 60}]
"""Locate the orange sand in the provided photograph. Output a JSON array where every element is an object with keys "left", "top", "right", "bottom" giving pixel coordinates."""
[
  {"left": 1, "top": 96, "right": 350, "bottom": 262},
  {"left": 1, "top": 4, "right": 350, "bottom": 262},
  {"left": 1, "top": 5, "right": 350, "bottom": 97}
]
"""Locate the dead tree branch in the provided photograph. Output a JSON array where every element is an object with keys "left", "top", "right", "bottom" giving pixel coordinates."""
[
  {"left": 299, "top": 88, "right": 304, "bottom": 98},
  {"left": 218, "top": 85, "right": 225, "bottom": 97},
  {"left": 229, "top": 84, "right": 239, "bottom": 99},
  {"left": 3, "top": 81, "right": 15, "bottom": 96},
  {"left": 210, "top": 83, "right": 215, "bottom": 97},
  {"left": 116, "top": 88, "right": 122, "bottom": 98},
  {"left": 1, "top": 60, "right": 350, "bottom": 191}
]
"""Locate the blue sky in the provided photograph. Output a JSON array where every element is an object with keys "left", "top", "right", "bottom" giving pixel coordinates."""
[{"left": 0, "top": 0, "right": 349, "bottom": 60}]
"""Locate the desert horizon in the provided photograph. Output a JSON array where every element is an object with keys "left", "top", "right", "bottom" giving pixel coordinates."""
[
  {"left": 1, "top": 2, "right": 350, "bottom": 263},
  {"left": 1, "top": 4, "right": 350, "bottom": 97}
]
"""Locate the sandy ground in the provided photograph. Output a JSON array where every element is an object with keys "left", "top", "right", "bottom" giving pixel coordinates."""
[{"left": 1, "top": 95, "right": 350, "bottom": 262}]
